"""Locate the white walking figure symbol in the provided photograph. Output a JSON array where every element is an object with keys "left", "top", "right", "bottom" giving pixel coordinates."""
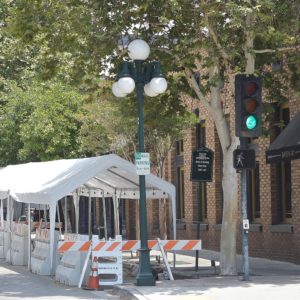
[{"left": 236, "top": 152, "right": 244, "bottom": 166}]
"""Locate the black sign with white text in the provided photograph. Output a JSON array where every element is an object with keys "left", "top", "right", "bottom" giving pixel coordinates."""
[{"left": 191, "top": 147, "right": 214, "bottom": 182}]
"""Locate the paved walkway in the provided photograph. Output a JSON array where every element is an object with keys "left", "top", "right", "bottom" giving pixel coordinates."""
[
  {"left": 113, "top": 250, "right": 300, "bottom": 300},
  {"left": 0, "top": 259, "right": 118, "bottom": 300}
]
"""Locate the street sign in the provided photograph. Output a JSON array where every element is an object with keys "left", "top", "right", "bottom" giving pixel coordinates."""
[
  {"left": 233, "top": 149, "right": 256, "bottom": 169},
  {"left": 191, "top": 147, "right": 214, "bottom": 182},
  {"left": 135, "top": 152, "right": 150, "bottom": 175}
]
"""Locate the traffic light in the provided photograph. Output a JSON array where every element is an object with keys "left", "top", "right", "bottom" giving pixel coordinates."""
[{"left": 235, "top": 74, "right": 262, "bottom": 138}]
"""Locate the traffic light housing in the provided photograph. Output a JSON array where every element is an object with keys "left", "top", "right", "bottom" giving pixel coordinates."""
[{"left": 235, "top": 74, "right": 262, "bottom": 138}]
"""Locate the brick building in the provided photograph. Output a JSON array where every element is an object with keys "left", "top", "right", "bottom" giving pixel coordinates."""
[
  {"left": 73, "top": 67, "right": 299, "bottom": 265},
  {"left": 137, "top": 67, "right": 300, "bottom": 265}
]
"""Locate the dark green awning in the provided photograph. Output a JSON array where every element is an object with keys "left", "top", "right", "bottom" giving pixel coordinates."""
[{"left": 266, "top": 111, "right": 300, "bottom": 163}]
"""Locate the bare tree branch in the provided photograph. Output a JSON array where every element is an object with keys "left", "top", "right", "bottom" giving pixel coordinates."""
[
  {"left": 184, "top": 67, "right": 212, "bottom": 113},
  {"left": 201, "top": 0, "right": 230, "bottom": 64},
  {"left": 254, "top": 46, "right": 300, "bottom": 53},
  {"left": 155, "top": 47, "right": 212, "bottom": 112}
]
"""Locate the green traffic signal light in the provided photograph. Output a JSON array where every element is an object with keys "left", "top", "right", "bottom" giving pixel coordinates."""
[
  {"left": 235, "top": 74, "right": 262, "bottom": 138},
  {"left": 245, "top": 115, "right": 257, "bottom": 130}
]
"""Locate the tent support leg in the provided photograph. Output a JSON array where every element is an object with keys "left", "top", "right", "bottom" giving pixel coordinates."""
[
  {"left": 73, "top": 191, "right": 79, "bottom": 234},
  {"left": 102, "top": 196, "right": 107, "bottom": 240},
  {"left": 64, "top": 197, "right": 68, "bottom": 234},
  {"left": 49, "top": 203, "right": 56, "bottom": 275},
  {"left": 88, "top": 190, "right": 92, "bottom": 240},
  {"left": 0, "top": 199, "right": 3, "bottom": 227},
  {"left": 57, "top": 202, "right": 62, "bottom": 237},
  {"left": 113, "top": 193, "right": 120, "bottom": 237},
  {"left": 28, "top": 203, "right": 31, "bottom": 270}
]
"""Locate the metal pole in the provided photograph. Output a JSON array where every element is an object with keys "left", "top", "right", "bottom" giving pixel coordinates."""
[
  {"left": 135, "top": 60, "right": 155, "bottom": 286},
  {"left": 88, "top": 190, "right": 92, "bottom": 240},
  {"left": 64, "top": 196, "right": 68, "bottom": 234},
  {"left": 102, "top": 195, "right": 108, "bottom": 240},
  {"left": 195, "top": 182, "right": 201, "bottom": 271},
  {"left": 113, "top": 192, "right": 120, "bottom": 236},
  {"left": 57, "top": 202, "right": 62, "bottom": 237},
  {"left": 240, "top": 137, "right": 249, "bottom": 281},
  {"left": 28, "top": 203, "right": 31, "bottom": 270}
]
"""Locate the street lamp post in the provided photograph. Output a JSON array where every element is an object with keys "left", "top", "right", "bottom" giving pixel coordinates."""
[{"left": 112, "top": 39, "right": 167, "bottom": 286}]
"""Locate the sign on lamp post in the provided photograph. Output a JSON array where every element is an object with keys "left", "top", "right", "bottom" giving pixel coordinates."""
[{"left": 135, "top": 152, "right": 150, "bottom": 175}]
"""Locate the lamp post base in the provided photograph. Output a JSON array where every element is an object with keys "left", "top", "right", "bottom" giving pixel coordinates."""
[{"left": 136, "top": 248, "right": 156, "bottom": 286}]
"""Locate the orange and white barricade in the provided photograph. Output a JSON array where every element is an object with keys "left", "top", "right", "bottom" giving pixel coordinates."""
[
  {"left": 120, "top": 239, "right": 202, "bottom": 252},
  {"left": 58, "top": 238, "right": 202, "bottom": 286},
  {"left": 58, "top": 239, "right": 202, "bottom": 254},
  {"left": 93, "top": 236, "right": 123, "bottom": 286}
]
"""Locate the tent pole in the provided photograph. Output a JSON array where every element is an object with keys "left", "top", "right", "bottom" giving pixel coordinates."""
[
  {"left": 113, "top": 191, "right": 120, "bottom": 237},
  {"left": 7, "top": 195, "right": 11, "bottom": 264},
  {"left": 102, "top": 194, "right": 107, "bottom": 240},
  {"left": 44, "top": 205, "right": 47, "bottom": 228},
  {"left": 88, "top": 190, "right": 92, "bottom": 240},
  {"left": 28, "top": 203, "right": 31, "bottom": 270},
  {"left": 172, "top": 197, "right": 176, "bottom": 240},
  {"left": 72, "top": 191, "right": 79, "bottom": 234},
  {"left": 57, "top": 201, "right": 62, "bottom": 237},
  {"left": 49, "top": 203, "right": 56, "bottom": 275},
  {"left": 0, "top": 199, "right": 3, "bottom": 227},
  {"left": 64, "top": 196, "right": 67, "bottom": 234}
]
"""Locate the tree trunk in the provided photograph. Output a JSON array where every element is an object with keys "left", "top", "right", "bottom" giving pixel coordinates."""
[
  {"left": 159, "top": 198, "right": 168, "bottom": 240},
  {"left": 187, "top": 63, "right": 239, "bottom": 275},
  {"left": 157, "top": 156, "right": 168, "bottom": 240},
  {"left": 220, "top": 138, "right": 239, "bottom": 275}
]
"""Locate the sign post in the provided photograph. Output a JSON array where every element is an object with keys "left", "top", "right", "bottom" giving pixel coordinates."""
[
  {"left": 190, "top": 147, "right": 214, "bottom": 271},
  {"left": 233, "top": 139, "right": 255, "bottom": 281}
]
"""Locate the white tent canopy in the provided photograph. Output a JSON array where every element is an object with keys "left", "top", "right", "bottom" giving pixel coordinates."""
[
  {"left": 0, "top": 154, "right": 176, "bottom": 273},
  {"left": 0, "top": 154, "right": 174, "bottom": 201},
  {"left": 0, "top": 154, "right": 176, "bottom": 236}
]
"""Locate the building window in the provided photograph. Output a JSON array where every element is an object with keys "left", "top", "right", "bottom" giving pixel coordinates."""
[
  {"left": 196, "top": 121, "right": 206, "bottom": 148},
  {"left": 195, "top": 121, "right": 207, "bottom": 222},
  {"left": 248, "top": 162, "right": 260, "bottom": 222},
  {"left": 273, "top": 104, "right": 292, "bottom": 223},
  {"left": 176, "top": 139, "right": 184, "bottom": 155},
  {"left": 177, "top": 167, "right": 185, "bottom": 220},
  {"left": 279, "top": 161, "right": 292, "bottom": 221}
]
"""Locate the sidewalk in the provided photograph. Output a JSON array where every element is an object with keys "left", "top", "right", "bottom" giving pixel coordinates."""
[
  {"left": 0, "top": 259, "right": 118, "bottom": 300},
  {"left": 113, "top": 250, "right": 300, "bottom": 300}
]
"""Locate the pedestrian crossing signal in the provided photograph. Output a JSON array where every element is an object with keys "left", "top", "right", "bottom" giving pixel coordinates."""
[{"left": 233, "top": 149, "right": 256, "bottom": 169}]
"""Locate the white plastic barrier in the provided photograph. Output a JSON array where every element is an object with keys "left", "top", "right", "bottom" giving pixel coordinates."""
[
  {"left": 10, "top": 222, "right": 28, "bottom": 265},
  {"left": 95, "top": 236, "right": 123, "bottom": 286},
  {"left": 31, "top": 229, "right": 59, "bottom": 275},
  {"left": 0, "top": 221, "right": 9, "bottom": 259},
  {"left": 55, "top": 234, "right": 90, "bottom": 286},
  {"left": 57, "top": 236, "right": 123, "bottom": 286},
  {"left": 0, "top": 225, "right": 4, "bottom": 259}
]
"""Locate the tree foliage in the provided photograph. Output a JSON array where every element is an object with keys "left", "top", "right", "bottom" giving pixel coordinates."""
[{"left": 0, "top": 81, "right": 85, "bottom": 164}]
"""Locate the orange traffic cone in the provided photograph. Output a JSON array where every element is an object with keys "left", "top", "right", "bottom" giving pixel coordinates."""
[{"left": 85, "top": 256, "right": 100, "bottom": 290}]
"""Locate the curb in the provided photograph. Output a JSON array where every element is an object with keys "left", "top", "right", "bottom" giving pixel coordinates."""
[{"left": 113, "top": 285, "right": 149, "bottom": 300}]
